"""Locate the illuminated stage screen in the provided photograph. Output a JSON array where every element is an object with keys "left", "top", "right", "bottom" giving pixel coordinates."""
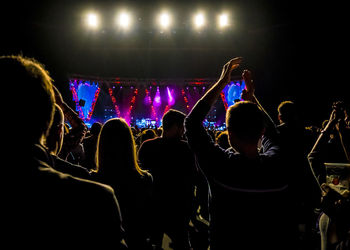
[{"left": 69, "top": 77, "right": 245, "bottom": 129}]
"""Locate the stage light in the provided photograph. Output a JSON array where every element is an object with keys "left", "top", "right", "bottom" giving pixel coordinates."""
[
  {"left": 193, "top": 12, "right": 205, "bottom": 29},
  {"left": 167, "top": 87, "right": 175, "bottom": 106},
  {"left": 117, "top": 12, "right": 131, "bottom": 29},
  {"left": 218, "top": 13, "right": 229, "bottom": 28},
  {"left": 158, "top": 12, "right": 171, "bottom": 29},
  {"left": 86, "top": 12, "right": 99, "bottom": 29},
  {"left": 153, "top": 87, "right": 162, "bottom": 107}
]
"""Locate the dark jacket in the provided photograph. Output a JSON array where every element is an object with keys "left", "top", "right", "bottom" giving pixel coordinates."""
[
  {"left": 185, "top": 100, "right": 292, "bottom": 250},
  {"left": 4, "top": 144, "right": 126, "bottom": 249}
]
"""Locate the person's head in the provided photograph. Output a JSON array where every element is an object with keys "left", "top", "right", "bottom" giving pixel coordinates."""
[
  {"left": 46, "top": 104, "right": 65, "bottom": 155},
  {"left": 0, "top": 55, "right": 55, "bottom": 147},
  {"left": 216, "top": 131, "right": 230, "bottom": 150},
  {"left": 226, "top": 101, "right": 265, "bottom": 154},
  {"left": 96, "top": 118, "right": 147, "bottom": 178},
  {"left": 140, "top": 129, "right": 157, "bottom": 144},
  {"left": 277, "top": 101, "right": 297, "bottom": 125},
  {"left": 161, "top": 109, "right": 186, "bottom": 139},
  {"left": 89, "top": 122, "right": 102, "bottom": 136}
]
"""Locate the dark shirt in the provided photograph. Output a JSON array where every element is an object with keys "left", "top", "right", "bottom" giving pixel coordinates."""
[
  {"left": 93, "top": 168, "right": 153, "bottom": 250},
  {"left": 138, "top": 137, "right": 198, "bottom": 219},
  {"left": 185, "top": 100, "right": 291, "bottom": 250},
  {"left": 4, "top": 144, "right": 126, "bottom": 249}
]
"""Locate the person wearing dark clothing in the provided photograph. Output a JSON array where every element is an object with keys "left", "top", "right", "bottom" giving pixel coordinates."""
[
  {"left": 276, "top": 101, "right": 321, "bottom": 249},
  {"left": 55, "top": 85, "right": 88, "bottom": 165},
  {"left": 46, "top": 103, "right": 91, "bottom": 179},
  {"left": 94, "top": 118, "right": 153, "bottom": 250},
  {"left": 138, "top": 109, "right": 199, "bottom": 250},
  {"left": 82, "top": 122, "right": 102, "bottom": 172},
  {"left": 308, "top": 101, "right": 350, "bottom": 250},
  {"left": 2, "top": 55, "right": 126, "bottom": 249},
  {"left": 184, "top": 58, "right": 292, "bottom": 250}
]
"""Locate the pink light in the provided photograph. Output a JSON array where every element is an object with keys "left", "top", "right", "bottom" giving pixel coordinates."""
[
  {"left": 167, "top": 87, "right": 175, "bottom": 106},
  {"left": 153, "top": 87, "right": 161, "bottom": 107}
]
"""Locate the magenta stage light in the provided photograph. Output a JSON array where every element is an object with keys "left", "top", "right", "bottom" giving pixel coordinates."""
[
  {"left": 167, "top": 87, "right": 175, "bottom": 106},
  {"left": 153, "top": 86, "right": 161, "bottom": 107}
]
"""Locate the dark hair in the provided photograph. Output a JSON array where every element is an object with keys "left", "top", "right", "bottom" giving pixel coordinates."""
[
  {"left": 162, "top": 109, "right": 186, "bottom": 131},
  {"left": 0, "top": 55, "right": 55, "bottom": 144},
  {"left": 226, "top": 101, "right": 264, "bottom": 143},
  {"left": 278, "top": 101, "right": 296, "bottom": 124},
  {"left": 90, "top": 122, "right": 102, "bottom": 136},
  {"left": 96, "top": 118, "right": 148, "bottom": 177}
]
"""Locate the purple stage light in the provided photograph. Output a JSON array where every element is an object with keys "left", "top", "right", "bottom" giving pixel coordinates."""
[
  {"left": 153, "top": 87, "right": 161, "bottom": 107},
  {"left": 167, "top": 87, "right": 175, "bottom": 106}
]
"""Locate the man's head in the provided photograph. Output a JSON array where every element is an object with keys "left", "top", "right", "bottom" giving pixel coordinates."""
[
  {"left": 226, "top": 101, "right": 265, "bottom": 152},
  {"left": 162, "top": 109, "right": 186, "bottom": 139},
  {"left": 0, "top": 55, "right": 55, "bottom": 146},
  {"left": 277, "top": 101, "right": 297, "bottom": 125}
]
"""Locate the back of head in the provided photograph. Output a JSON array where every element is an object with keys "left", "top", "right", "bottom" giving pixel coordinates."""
[
  {"left": 97, "top": 118, "right": 144, "bottom": 177},
  {"left": 162, "top": 109, "right": 186, "bottom": 132},
  {"left": 226, "top": 101, "right": 265, "bottom": 144},
  {"left": 278, "top": 101, "right": 297, "bottom": 125},
  {"left": 90, "top": 122, "right": 102, "bottom": 136},
  {"left": 140, "top": 129, "right": 157, "bottom": 144},
  {"left": 0, "top": 55, "right": 55, "bottom": 147}
]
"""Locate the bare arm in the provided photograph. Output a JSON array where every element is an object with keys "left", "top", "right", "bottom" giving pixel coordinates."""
[{"left": 199, "top": 57, "right": 242, "bottom": 107}]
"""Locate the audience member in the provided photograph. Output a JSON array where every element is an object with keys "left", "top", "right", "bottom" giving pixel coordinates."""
[
  {"left": 46, "top": 103, "right": 91, "bottom": 178},
  {"left": 277, "top": 100, "right": 321, "bottom": 249},
  {"left": 94, "top": 118, "right": 153, "bottom": 250},
  {"left": 82, "top": 121, "right": 102, "bottom": 172},
  {"left": 1, "top": 55, "right": 126, "bottom": 249},
  {"left": 185, "top": 58, "right": 293, "bottom": 250},
  {"left": 138, "top": 109, "right": 199, "bottom": 250},
  {"left": 215, "top": 131, "right": 230, "bottom": 150},
  {"left": 55, "top": 84, "right": 88, "bottom": 165},
  {"left": 308, "top": 101, "right": 350, "bottom": 250}
]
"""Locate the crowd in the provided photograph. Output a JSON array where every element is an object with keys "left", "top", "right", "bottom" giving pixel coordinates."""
[{"left": 2, "top": 55, "right": 349, "bottom": 250}]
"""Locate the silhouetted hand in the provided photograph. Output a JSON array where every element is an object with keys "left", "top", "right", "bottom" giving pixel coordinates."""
[
  {"left": 241, "top": 69, "right": 255, "bottom": 101},
  {"left": 219, "top": 57, "right": 242, "bottom": 83}
]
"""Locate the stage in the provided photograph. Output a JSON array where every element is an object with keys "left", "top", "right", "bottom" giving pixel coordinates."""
[{"left": 69, "top": 75, "right": 245, "bottom": 129}]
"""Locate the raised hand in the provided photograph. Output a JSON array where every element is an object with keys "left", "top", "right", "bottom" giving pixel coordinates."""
[
  {"left": 241, "top": 69, "right": 255, "bottom": 101},
  {"left": 219, "top": 57, "right": 243, "bottom": 83}
]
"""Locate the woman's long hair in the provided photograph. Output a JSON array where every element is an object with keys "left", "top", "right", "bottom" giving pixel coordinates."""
[{"left": 95, "top": 118, "right": 148, "bottom": 180}]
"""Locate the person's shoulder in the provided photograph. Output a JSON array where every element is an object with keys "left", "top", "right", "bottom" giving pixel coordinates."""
[{"left": 40, "top": 163, "right": 115, "bottom": 198}]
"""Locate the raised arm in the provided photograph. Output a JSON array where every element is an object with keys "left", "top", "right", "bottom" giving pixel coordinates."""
[
  {"left": 199, "top": 57, "right": 242, "bottom": 107},
  {"left": 53, "top": 85, "right": 87, "bottom": 160},
  {"left": 240, "top": 70, "right": 278, "bottom": 149}
]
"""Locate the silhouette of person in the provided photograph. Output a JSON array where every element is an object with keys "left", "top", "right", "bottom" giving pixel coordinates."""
[
  {"left": 138, "top": 109, "right": 199, "bottom": 250},
  {"left": 82, "top": 122, "right": 102, "bottom": 172},
  {"left": 45, "top": 104, "right": 91, "bottom": 178},
  {"left": 185, "top": 58, "right": 292, "bottom": 250},
  {"left": 94, "top": 118, "right": 153, "bottom": 250},
  {"left": 1, "top": 55, "right": 126, "bottom": 249}
]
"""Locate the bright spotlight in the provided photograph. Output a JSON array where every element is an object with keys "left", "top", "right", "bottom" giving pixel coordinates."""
[
  {"left": 194, "top": 12, "right": 205, "bottom": 29},
  {"left": 86, "top": 12, "right": 99, "bottom": 29},
  {"left": 159, "top": 12, "right": 171, "bottom": 29},
  {"left": 218, "top": 13, "right": 229, "bottom": 28},
  {"left": 118, "top": 12, "right": 131, "bottom": 29}
]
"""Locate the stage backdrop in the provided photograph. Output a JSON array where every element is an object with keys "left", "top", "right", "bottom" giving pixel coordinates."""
[{"left": 68, "top": 75, "right": 245, "bottom": 129}]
